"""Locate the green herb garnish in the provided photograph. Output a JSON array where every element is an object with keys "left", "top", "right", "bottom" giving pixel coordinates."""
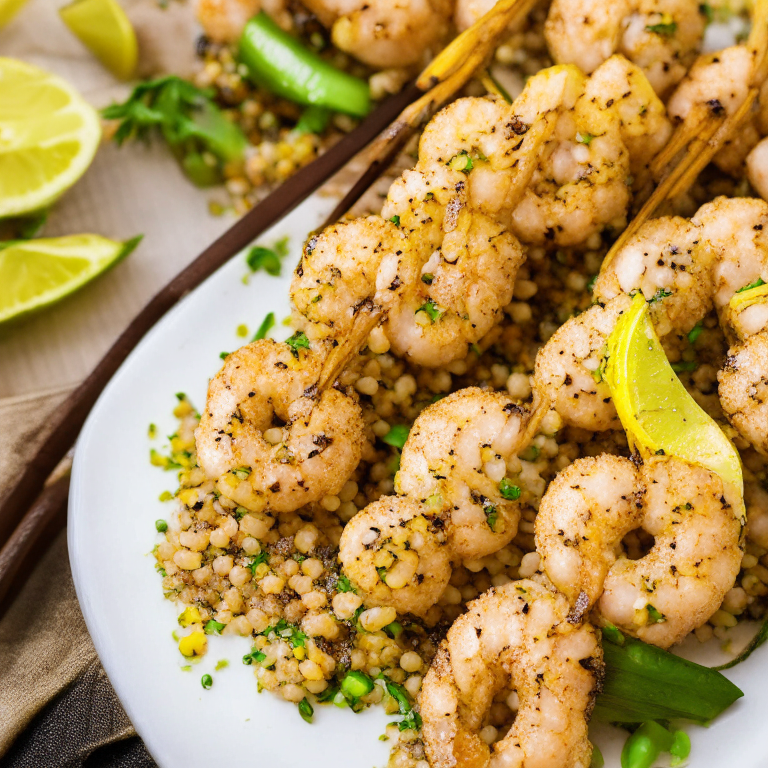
[
  {"left": 252, "top": 312, "right": 275, "bottom": 341},
  {"left": 447, "top": 150, "right": 474, "bottom": 174},
  {"left": 286, "top": 331, "right": 310, "bottom": 356},
  {"left": 736, "top": 277, "right": 766, "bottom": 293},
  {"left": 155, "top": 519, "right": 168, "bottom": 532},
  {"left": 416, "top": 299, "right": 445, "bottom": 323},
  {"left": 382, "top": 424, "right": 410, "bottom": 449},
  {"left": 499, "top": 478, "right": 521, "bottom": 501},
  {"left": 645, "top": 19, "right": 678, "bottom": 36},
  {"left": 204, "top": 620, "right": 226, "bottom": 635},
  {"left": 298, "top": 697, "right": 314, "bottom": 723},
  {"left": 390, "top": 215, "right": 400, "bottom": 226},
  {"left": 201, "top": 674, "right": 213, "bottom": 689}
]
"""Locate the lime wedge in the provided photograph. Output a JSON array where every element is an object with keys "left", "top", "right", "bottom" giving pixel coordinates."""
[
  {"left": 0, "top": 235, "right": 141, "bottom": 325},
  {"left": 59, "top": 0, "right": 138, "bottom": 80},
  {"left": 0, "top": 0, "right": 29, "bottom": 26},
  {"left": 605, "top": 293, "right": 744, "bottom": 520},
  {"left": 0, "top": 58, "right": 101, "bottom": 217}
]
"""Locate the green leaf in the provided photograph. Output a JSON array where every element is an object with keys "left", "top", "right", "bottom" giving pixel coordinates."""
[
  {"left": 286, "top": 331, "right": 310, "bottom": 356},
  {"left": 594, "top": 626, "right": 743, "bottom": 723},
  {"left": 382, "top": 424, "right": 410, "bottom": 449}
]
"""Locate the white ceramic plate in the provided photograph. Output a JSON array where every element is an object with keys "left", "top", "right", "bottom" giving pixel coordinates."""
[{"left": 70, "top": 193, "right": 768, "bottom": 768}]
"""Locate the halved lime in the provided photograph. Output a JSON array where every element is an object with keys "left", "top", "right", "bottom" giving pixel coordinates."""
[
  {"left": 0, "top": 235, "right": 141, "bottom": 325},
  {"left": 59, "top": 0, "right": 138, "bottom": 81},
  {"left": 0, "top": 58, "right": 101, "bottom": 217},
  {"left": 0, "top": 0, "right": 29, "bottom": 26},
  {"left": 604, "top": 293, "right": 744, "bottom": 520}
]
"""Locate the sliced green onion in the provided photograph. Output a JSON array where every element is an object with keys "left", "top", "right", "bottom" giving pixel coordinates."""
[
  {"left": 252, "top": 311, "right": 275, "bottom": 341},
  {"left": 201, "top": 674, "right": 213, "bottom": 689},
  {"left": 155, "top": 519, "right": 168, "bottom": 532},
  {"left": 238, "top": 13, "right": 370, "bottom": 117},
  {"left": 204, "top": 619, "right": 226, "bottom": 635},
  {"left": 341, "top": 670, "right": 374, "bottom": 699},
  {"left": 382, "top": 423, "right": 410, "bottom": 449},
  {"left": 298, "top": 697, "right": 314, "bottom": 723},
  {"left": 286, "top": 331, "right": 310, "bottom": 356}
]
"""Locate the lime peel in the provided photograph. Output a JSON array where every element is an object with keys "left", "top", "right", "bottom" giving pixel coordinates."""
[
  {"left": 0, "top": 234, "right": 142, "bottom": 325},
  {"left": 604, "top": 293, "right": 744, "bottom": 522}
]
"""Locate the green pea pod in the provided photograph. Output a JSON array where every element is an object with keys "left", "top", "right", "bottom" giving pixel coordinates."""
[
  {"left": 238, "top": 13, "right": 371, "bottom": 117},
  {"left": 594, "top": 626, "right": 743, "bottom": 723}
]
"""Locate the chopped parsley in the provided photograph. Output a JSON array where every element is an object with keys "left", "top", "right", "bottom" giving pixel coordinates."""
[
  {"left": 484, "top": 504, "right": 499, "bottom": 531},
  {"left": 246, "top": 551, "right": 270, "bottom": 573},
  {"left": 336, "top": 574, "right": 357, "bottom": 593},
  {"left": 382, "top": 423, "right": 410, "bottom": 449},
  {"left": 499, "top": 478, "right": 521, "bottom": 501},
  {"left": 252, "top": 311, "right": 275, "bottom": 341},
  {"left": 646, "top": 18, "right": 678, "bottom": 36},
  {"left": 416, "top": 299, "right": 445, "bottom": 323},
  {"left": 736, "top": 277, "right": 766, "bottom": 293},
  {"left": 386, "top": 681, "right": 422, "bottom": 732},
  {"left": 242, "top": 648, "right": 267, "bottom": 665},
  {"left": 204, "top": 620, "right": 226, "bottom": 635},
  {"left": 286, "top": 331, "right": 310, "bottom": 356},
  {"left": 649, "top": 288, "right": 672, "bottom": 303}
]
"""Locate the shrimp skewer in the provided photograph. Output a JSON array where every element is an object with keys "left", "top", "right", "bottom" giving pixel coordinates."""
[
  {"left": 196, "top": 302, "right": 380, "bottom": 513},
  {"left": 421, "top": 580, "right": 604, "bottom": 768},
  {"left": 294, "top": 56, "right": 670, "bottom": 368},
  {"left": 536, "top": 454, "right": 743, "bottom": 647},
  {"left": 339, "top": 387, "right": 547, "bottom": 616}
]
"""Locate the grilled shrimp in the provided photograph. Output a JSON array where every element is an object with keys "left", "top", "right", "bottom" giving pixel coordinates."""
[
  {"left": 533, "top": 295, "right": 630, "bottom": 432},
  {"left": 302, "top": 0, "right": 452, "bottom": 68},
  {"left": 195, "top": 0, "right": 450, "bottom": 66},
  {"left": 421, "top": 580, "right": 603, "bottom": 768},
  {"left": 338, "top": 388, "right": 546, "bottom": 613},
  {"left": 195, "top": 338, "right": 365, "bottom": 512},
  {"left": 338, "top": 496, "right": 451, "bottom": 616},
  {"left": 195, "top": 0, "right": 288, "bottom": 42},
  {"left": 396, "top": 388, "right": 545, "bottom": 559},
  {"left": 544, "top": 0, "right": 704, "bottom": 98},
  {"left": 537, "top": 454, "right": 743, "bottom": 648},
  {"left": 593, "top": 216, "right": 714, "bottom": 337},
  {"left": 718, "top": 332, "right": 768, "bottom": 455}
]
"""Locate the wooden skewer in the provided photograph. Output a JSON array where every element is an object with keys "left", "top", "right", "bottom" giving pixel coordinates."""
[{"left": 0, "top": 0, "right": 540, "bottom": 588}]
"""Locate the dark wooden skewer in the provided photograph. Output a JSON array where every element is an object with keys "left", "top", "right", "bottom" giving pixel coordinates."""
[{"left": 0, "top": 83, "right": 420, "bottom": 552}]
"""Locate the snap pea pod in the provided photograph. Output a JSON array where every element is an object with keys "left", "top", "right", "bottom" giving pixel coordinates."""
[
  {"left": 594, "top": 626, "right": 743, "bottom": 724},
  {"left": 238, "top": 13, "right": 371, "bottom": 117}
]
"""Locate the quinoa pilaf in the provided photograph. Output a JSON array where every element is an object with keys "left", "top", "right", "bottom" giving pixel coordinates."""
[
  {"left": 153, "top": 176, "right": 768, "bottom": 768},
  {"left": 144, "top": 0, "right": 768, "bottom": 765}
]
